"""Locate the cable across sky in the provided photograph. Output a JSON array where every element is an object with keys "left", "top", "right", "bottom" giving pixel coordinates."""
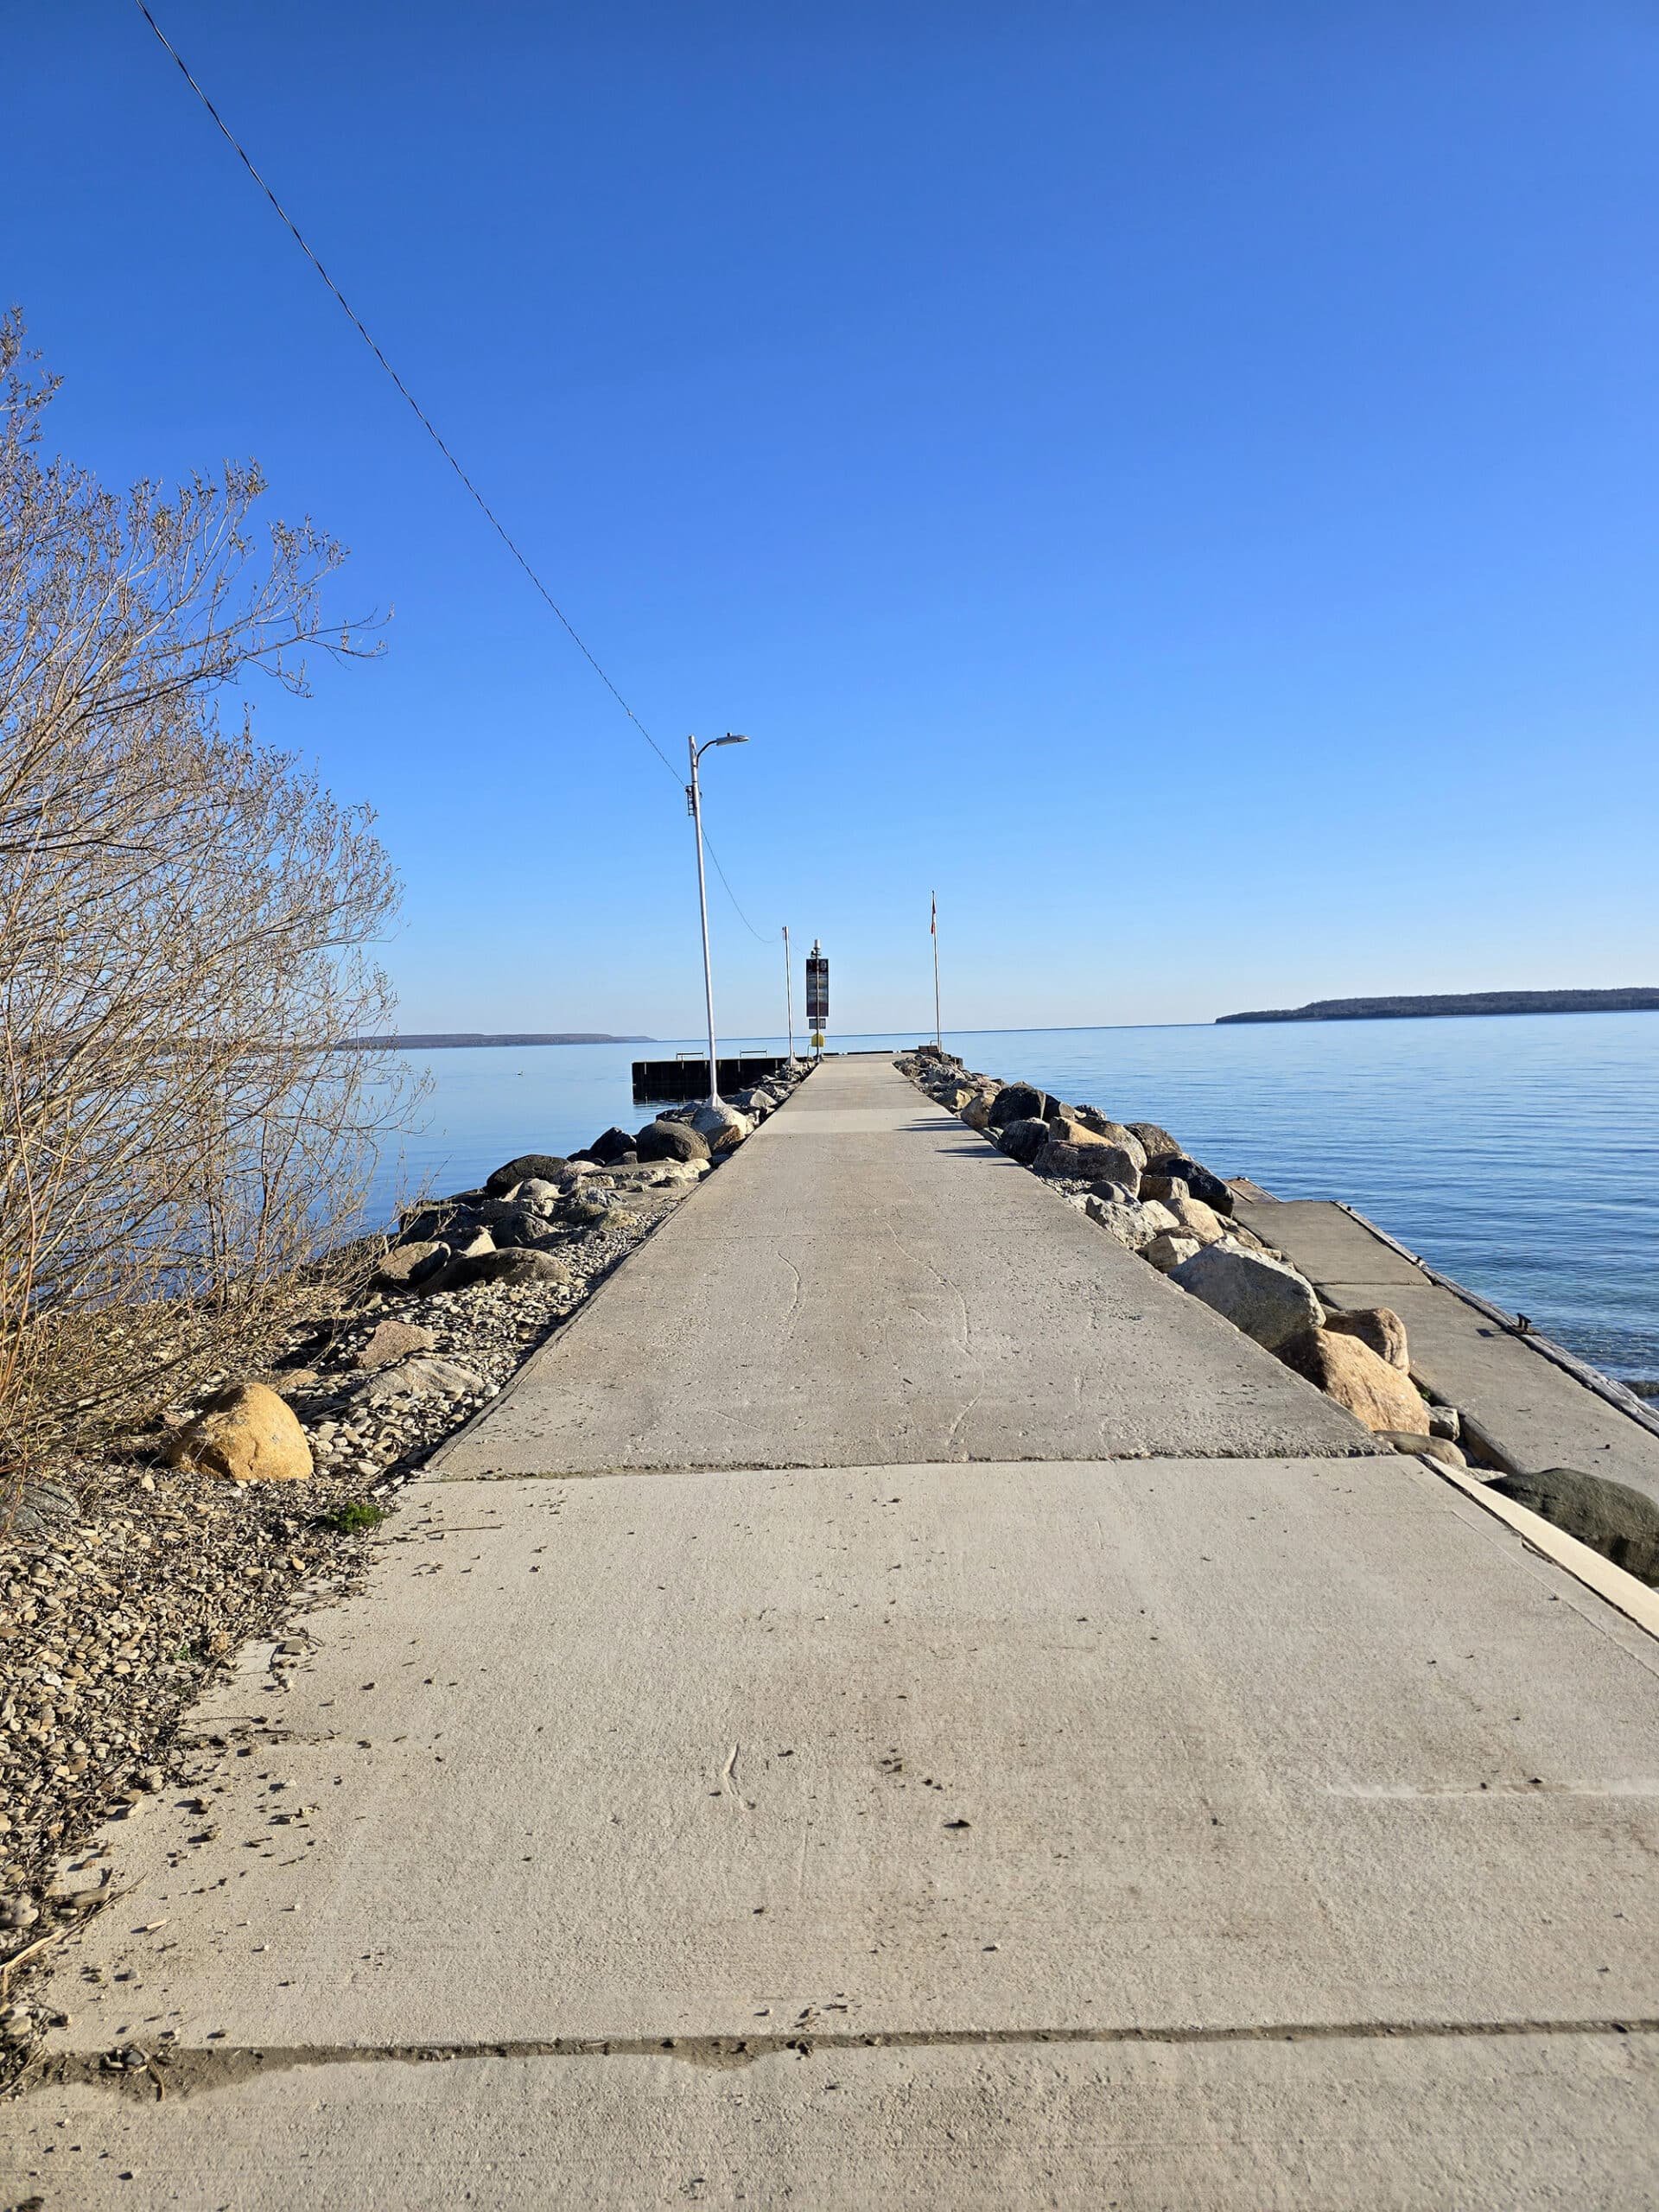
[{"left": 132, "top": 0, "right": 772, "bottom": 943}]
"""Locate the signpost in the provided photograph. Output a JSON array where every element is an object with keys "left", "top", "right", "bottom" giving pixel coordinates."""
[{"left": 806, "top": 940, "right": 829, "bottom": 1056}]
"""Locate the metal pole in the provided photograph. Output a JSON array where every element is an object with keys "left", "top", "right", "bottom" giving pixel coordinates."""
[
  {"left": 783, "top": 924, "right": 795, "bottom": 1065},
  {"left": 931, "top": 891, "right": 943, "bottom": 1053},
  {"left": 688, "top": 734, "right": 721, "bottom": 1108}
]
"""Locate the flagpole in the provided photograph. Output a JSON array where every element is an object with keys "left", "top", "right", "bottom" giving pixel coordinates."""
[{"left": 931, "top": 892, "right": 943, "bottom": 1052}]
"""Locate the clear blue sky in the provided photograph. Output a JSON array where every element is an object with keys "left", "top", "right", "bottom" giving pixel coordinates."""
[{"left": 10, "top": 3, "right": 1657, "bottom": 1035}]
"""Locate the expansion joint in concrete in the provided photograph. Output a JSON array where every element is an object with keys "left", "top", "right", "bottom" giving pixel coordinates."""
[
  {"left": 431, "top": 1445, "right": 1383, "bottom": 1484},
  {"left": 29, "top": 2015, "right": 1659, "bottom": 2101}
]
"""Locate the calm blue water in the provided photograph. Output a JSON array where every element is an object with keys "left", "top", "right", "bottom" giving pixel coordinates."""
[{"left": 368, "top": 1013, "right": 1659, "bottom": 1382}]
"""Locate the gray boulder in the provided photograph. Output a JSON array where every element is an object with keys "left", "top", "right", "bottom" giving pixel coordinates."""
[
  {"left": 484, "top": 1153, "right": 570, "bottom": 1198},
  {"left": 452, "top": 1248, "right": 575, "bottom": 1291},
  {"left": 1168, "top": 1240, "right": 1324, "bottom": 1349},
  {"left": 397, "top": 1202, "right": 474, "bottom": 1245},
  {"left": 1157, "top": 1156, "right": 1234, "bottom": 1215},
  {"left": 582, "top": 1128, "right": 639, "bottom": 1166},
  {"left": 353, "top": 1319, "right": 436, "bottom": 1369},
  {"left": 690, "top": 1101, "right": 753, "bottom": 1152},
  {"left": 1377, "top": 1431, "right": 1468, "bottom": 1469},
  {"left": 1488, "top": 1467, "right": 1659, "bottom": 1587},
  {"left": 1083, "top": 1196, "right": 1179, "bottom": 1250},
  {"left": 637, "top": 1118, "right": 711, "bottom": 1163},
  {"left": 352, "top": 1355, "right": 485, "bottom": 1407},
  {"left": 997, "top": 1116, "right": 1052, "bottom": 1165},
  {"left": 373, "top": 1240, "right": 450, "bottom": 1291},
  {"left": 514, "top": 1177, "right": 563, "bottom": 1211},
  {"left": 1034, "top": 1135, "right": 1141, "bottom": 1190},
  {"left": 1128, "top": 1122, "right": 1182, "bottom": 1163},
  {"left": 482, "top": 1204, "right": 558, "bottom": 1251},
  {"left": 988, "top": 1083, "right": 1048, "bottom": 1126}
]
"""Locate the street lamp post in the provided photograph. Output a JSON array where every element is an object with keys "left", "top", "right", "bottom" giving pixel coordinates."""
[
  {"left": 782, "top": 922, "right": 795, "bottom": 1066},
  {"left": 686, "top": 732, "right": 748, "bottom": 1108}
]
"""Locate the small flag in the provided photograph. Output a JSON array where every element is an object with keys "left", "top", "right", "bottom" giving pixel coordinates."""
[{"left": 931, "top": 893, "right": 937, "bottom": 936}]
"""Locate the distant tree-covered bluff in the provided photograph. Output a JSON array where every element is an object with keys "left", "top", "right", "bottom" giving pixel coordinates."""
[{"left": 1217, "top": 989, "right": 1659, "bottom": 1025}]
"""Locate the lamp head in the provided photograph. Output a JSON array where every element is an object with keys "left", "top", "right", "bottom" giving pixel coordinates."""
[{"left": 714, "top": 733, "right": 749, "bottom": 747}]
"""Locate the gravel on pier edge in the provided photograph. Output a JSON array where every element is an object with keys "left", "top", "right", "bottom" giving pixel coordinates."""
[{"left": 0, "top": 1174, "right": 693, "bottom": 2081}]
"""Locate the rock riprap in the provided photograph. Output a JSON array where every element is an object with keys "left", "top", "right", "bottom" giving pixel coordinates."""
[
  {"left": 897, "top": 1046, "right": 1398, "bottom": 1441},
  {"left": 0, "top": 1064, "right": 813, "bottom": 2019}
]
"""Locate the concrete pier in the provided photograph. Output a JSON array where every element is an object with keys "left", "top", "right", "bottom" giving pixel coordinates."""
[{"left": 6, "top": 1057, "right": 1656, "bottom": 2208}]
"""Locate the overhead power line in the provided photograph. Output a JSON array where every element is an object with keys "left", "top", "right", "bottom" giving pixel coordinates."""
[
  {"left": 702, "top": 841, "right": 768, "bottom": 943},
  {"left": 134, "top": 0, "right": 774, "bottom": 945},
  {"left": 133, "top": 0, "right": 679, "bottom": 778}
]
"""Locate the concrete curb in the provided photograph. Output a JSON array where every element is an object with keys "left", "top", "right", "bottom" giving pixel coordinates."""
[
  {"left": 1422, "top": 1453, "right": 1659, "bottom": 1641},
  {"left": 1335, "top": 1201, "right": 1659, "bottom": 1446}
]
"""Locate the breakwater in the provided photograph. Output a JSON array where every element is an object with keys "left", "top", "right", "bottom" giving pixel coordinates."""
[{"left": 899, "top": 1044, "right": 1659, "bottom": 1585}]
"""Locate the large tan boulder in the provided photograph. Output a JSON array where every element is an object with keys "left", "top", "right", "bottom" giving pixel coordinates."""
[
  {"left": 1143, "top": 1230, "right": 1203, "bottom": 1273},
  {"left": 1325, "top": 1306, "right": 1409, "bottom": 1371},
  {"left": 1164, "top": 1193, "right": 1227, "bottom": 1245},
  {"left": 165, "top": 1382, "right": 312, "bottom": 1484},
  {"left": 1083, "top": 1195, "right": 1179, "bottom": 1249},
  {"left": 1278, "top": 1328, "right": 1427, "bottom": 1433},
  {"left": 1073, "top": 1115, "right": 1148, "bottom": 1172}
]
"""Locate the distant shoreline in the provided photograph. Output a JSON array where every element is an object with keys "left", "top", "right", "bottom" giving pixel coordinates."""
[
  {"left": 341, "top": 1033, "right": 654, "bottom": 1050},
  {"left": 1217, "top": 989, "right": 1659, "bottom": 1026}
]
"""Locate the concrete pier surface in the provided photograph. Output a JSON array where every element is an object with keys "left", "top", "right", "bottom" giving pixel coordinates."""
[{"left": 7, "top": 1058, "right": 1657, "bottom": 2208}]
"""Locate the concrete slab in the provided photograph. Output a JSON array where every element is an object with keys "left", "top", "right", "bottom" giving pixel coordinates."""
[
  {"left": 437, "top": 1059, "right": 1376, "bottom": 1475},
  {"left": 1239, "top": 1198, "right": 1659, "bottom": 1503},
  {"left": 8, "top": 2032, "right": 1656, "bottom": 2210},
  {"left": 20, "top": 1459, "right": 1657, "bottom": 2066},
  {"left": 12, "top": 1065, "right": 1657, "bottom": 2209}
]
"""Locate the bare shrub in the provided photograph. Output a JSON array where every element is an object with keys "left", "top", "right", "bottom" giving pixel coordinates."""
[{"left": 0, "top": 312, "right": 416, "bottom": 1495}]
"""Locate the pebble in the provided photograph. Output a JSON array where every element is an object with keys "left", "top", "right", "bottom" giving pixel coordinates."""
[
  {"left": 0, "top": 1083, "right": 807, "bottom": 2088},
  {"left": 0, "top": 1174, "right": 702, "bottom": 2062}
]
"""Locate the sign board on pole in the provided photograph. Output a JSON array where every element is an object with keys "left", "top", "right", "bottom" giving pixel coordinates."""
[{"left": 806, "top": 941, "right": 829, "bottom": 1052}]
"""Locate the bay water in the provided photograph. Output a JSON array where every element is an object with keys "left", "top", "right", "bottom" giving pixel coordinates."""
[{"left": 369, "top": 1011, "right": 1659, "bottom": 1385}]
